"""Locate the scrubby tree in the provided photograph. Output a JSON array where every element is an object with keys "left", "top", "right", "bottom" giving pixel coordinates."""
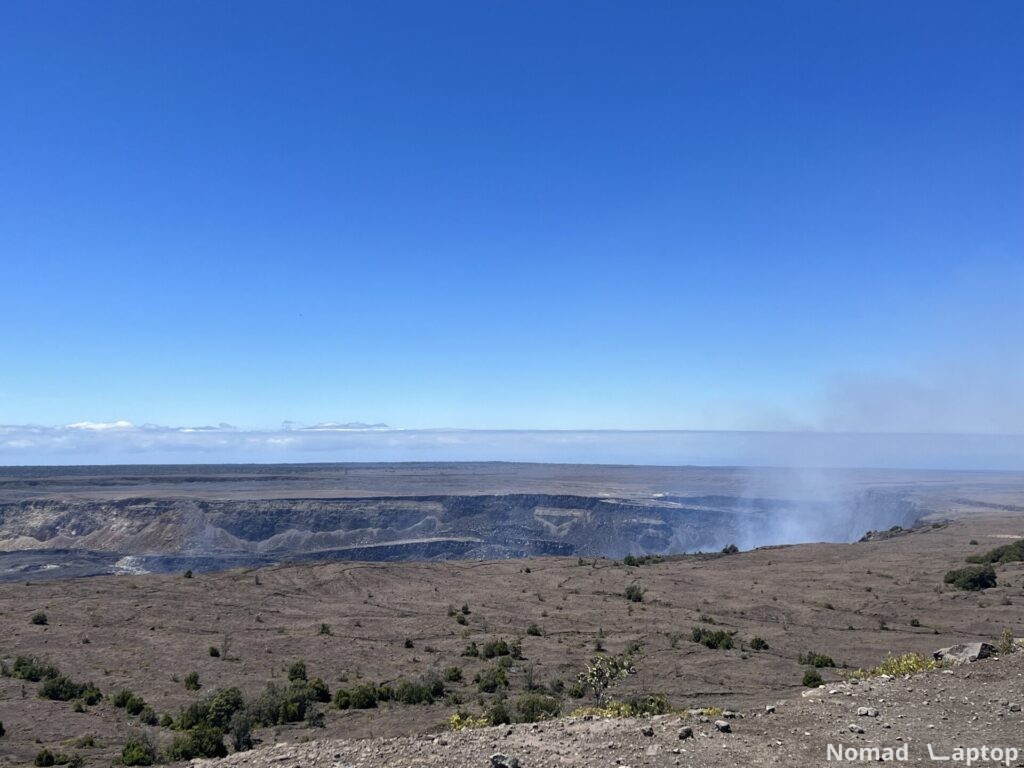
[{"left": 576, "top": 652, "right": 634, "bottom": 706}]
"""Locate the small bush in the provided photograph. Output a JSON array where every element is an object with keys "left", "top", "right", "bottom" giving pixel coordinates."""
[
  {"left": 12, "top": 656, "right": 59, "bottom": 682},
  {"left": 449, "top": 711, "right": 491, "bottom": 730},
  {"left": 910, "top": 618, "right": 921, "bottom": 627},
  {"left": 40, "top": 676, "right": 101, "bottom": 704},
  {"left": 944, "top": 565, "right": 998, "bottom": 591},
  {"left": 120, "top": 735, "right": 156, "bottom": 767},
  {"left": 0, "top": 720, "right": 4, "bottom": 737},
  {"left": 474, "top": 666, "right": 509, "bottom": 693},
  {"left": 318, "top": 623, "right": 331, "bottom": 635},
  {"left": 184, "top": 671, "right": 201, "bottom": 691},
  {"left": 164, "top": 725, "right": 226, "bottom": 760},
  {"left": 798, "top": 651, "right": 835, "bottom": 668},
  {"left": 514, "top": 694, "right": 560, "bottom": 722},
  {"left": 691, "top": 626, "right": 733, "bottom": 650},
  {"left": 183, "top": 570, "right": 193, "bottom": 579},
  {"left": 721, "top": 543, "right": 739, "bottom": 554},
  {"left": 287, "top": 661, "right": 307, "bottom": 682},
  {"left": 31, "top": 612, "right": 48, "bottom": 626},
  {"left": 209, "top": 646, "right": 220, "bottom": 657},
  {"left": 34, "top": 749, "right": 56, "bottom": 767},
  {"left": 624, "top": 584, "right": 644, "bottom": 602},
  {"left": 749, "top": 636, "right": 769, "bottom": 651},
  {"left": 845, "top": 652, "right": 944, "bottom": 679},
  {"left": 526, "top": 623, "right": 542, "bottom": 636},
  {"left": 802, "top": 668, "right": 824, "bottom": 687},
  {"left": 443, "top": 666, "right": 463, "bottom": 683},
  {"left": 480, "top": 639, "right": 511, "bottom": 659},
  {"left": 455, "top": 613, "right": 468, "bottom": 625},
  {"left": 966, "top": 539, "right": 1024, "bottom": 565},
  {"left": 487, "top": 700, "right": 512, "bottom": 725},
  {"left": 404, "top": 638, "right": 414, "bottom": 648}
]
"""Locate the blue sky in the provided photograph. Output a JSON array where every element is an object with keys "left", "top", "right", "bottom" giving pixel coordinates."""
[{"left": 2, "top": 1, "right": 1022, "bottom": 444}]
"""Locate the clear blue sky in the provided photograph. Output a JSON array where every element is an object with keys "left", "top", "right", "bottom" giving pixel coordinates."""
[{"left": 2, "top": 1, "right": 1022, "bottom": 434}]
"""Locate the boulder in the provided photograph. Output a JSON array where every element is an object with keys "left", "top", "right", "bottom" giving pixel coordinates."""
[
  {"left": 933, "top": 642, "right": 996, "bottom": 664},
  {"left": 714, "top": 720, "right": 731, "bottom": 733},
  {"left": 678, "top": 726, "right": 693, "bottom": 740},
  {"left": 490, "top": 754, "right": 520, "bottom": 768}
]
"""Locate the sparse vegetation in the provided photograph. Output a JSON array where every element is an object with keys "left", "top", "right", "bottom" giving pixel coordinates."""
[
  {"left": 474, "top": 665, "right": 509, "bottom": 693},
  {"left": 318, "top": 623, "right": 331, "bottom": 635},
  {"left": 526, "top": 622, "right": 542, "bottom": 636},
  {"left": 622, "top": 554, "right": 664, "bottom": 566},
  {"left": 749, "top": 636, "right": 769, "bottom": 651},
  {"left": 944, "top": 565, "right": 997, "bottom": 591},
  {"left": 624, "top": 584, "right": 644, "bottom": 602},
  {"left": 966, "top": 539, "right": 1024, "bottom": 565},
  {"left": 802, "top": 668, "right": 824, "bottom": 687},
  {"left": 691, "top": 626, "right": 734, "bottom": 650},
  {"left": 184, "top": 671, "right": 201, "bottom": 691},
  {"left": 514, "top": 693, "right": 561, "bottom": 722},
  {"left": 845, "top": 652, "right": 945, "bottom": 679},
  {"left": 797, "top": 651, "right": 835, "bottom": 668},
  {"left": 576, "top": 652, "right": 634, "bottom": 705},
  {"left": 998, "top": 628, "right": 1017, "bottom": 655},
  {"left": 119, "top": 734, "right": 156, "bottom": 766},
  {"left": 31, "top": 611, "right": 48, "bottom": 625}
]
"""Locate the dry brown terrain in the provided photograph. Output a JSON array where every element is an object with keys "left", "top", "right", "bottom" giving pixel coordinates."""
[
  {"left": 2, "top": 513, "right": 1023, "bottom": 767},
  {"left": 195, "top": 650, "right": 1024, "bottom": 768}
]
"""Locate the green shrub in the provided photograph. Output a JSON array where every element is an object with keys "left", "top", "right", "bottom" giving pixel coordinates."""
[
  {"left": 318, "top": 623, "right": 331, "bottom": 636},
  {"left": 31, "top": 612, "right": 48, "bottom": 626},
  {"left": 12, "top": 656, "right": 59, "bottom": 682},
  {"left": 209, "top": 646, "right": 220, "bottom": 657},
  {"left": 802, "top": 668, "right": 824, "bottom": 687},
  {"left": 514, "top": 694, "right": 560, "bottom": 722},
  {"left": 910, "top": 618, "right": 921, "bottom": 627},
  {"left": 443, "top": 666, "right": 463, "bottom": 683},
  {"left": 455, "top": 613, "right": 468, "bottom": 625},
  {"left": 139, "top": 707, "right": 158, "bottom": 726},
  {"left": 798, "top": 651, "right": 835, "bottom": 668},
  {"left": 230, "top": 712, "right": 253, "bottom": 752},
  {"left": 121, "top": 735, "right": 156, "bottom": 766},
  {"left": 164, "top": 725, "right": 227, "bottom": 760},
  {"left": 475, "top": 666, "right": 509, "bottom": 693},
  {"left": 247, "top": 681, "right": 323, "bottom": 724},
  {"left": 944, "top": 565, "right": 998, "bottom": 591},
  {"left": 622, "top": 693, "right": 670, "bottom": 716},
  {"left": 966, "top": 539, "right": 1024, "bottom": 565},
  {"left": 113, "top": 690, "right": 143, "bottom": 711},
  {"left": 622, "top": 554, "right": 664, "bottom": 566},
  {"left": 34, "top": 749, "right": 55, "bottom": 767},
  {"left": 526, "top": 623, "right": 542, "bottom": 636},
  {"left": 624, "top": 584, "right": 644, "bottom": 602},
  {"left": 404, "top": 638, "right": 414, "bottom": 648},
  {"left": 206, "top": 687, "right": 246, "bottom": 730},
  {"left": 183, "top": 570, "right": 193, "bottom": 579},
  {"left": 721, "top": 543, "right": 739, "bottom": 554},
  {"left": 461, "top": 641, "right": 479, "bottom": 657},
  {"left": 184, "top": 671, "right": 201, "bottom": 691},
  {"left": 287, "top": 660, "right": 307, "bottom": 682},
  {"left": 481, "top": 639, "right": 511, "bottom": 659},
  {"left": 691, "top": 627, "right": 734, "bottom": 650},
  {"left": 487, "top": 701, "right": 511, "bottom": 725},
  {"left": 394, "top": 674, "right": 445, "bottom": 705},
  {"left": 749, "top": 636, "right": 769, "bottom": 651},
  {"left": 39, "top": 675, "right": 101, "bottom": 703}
]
